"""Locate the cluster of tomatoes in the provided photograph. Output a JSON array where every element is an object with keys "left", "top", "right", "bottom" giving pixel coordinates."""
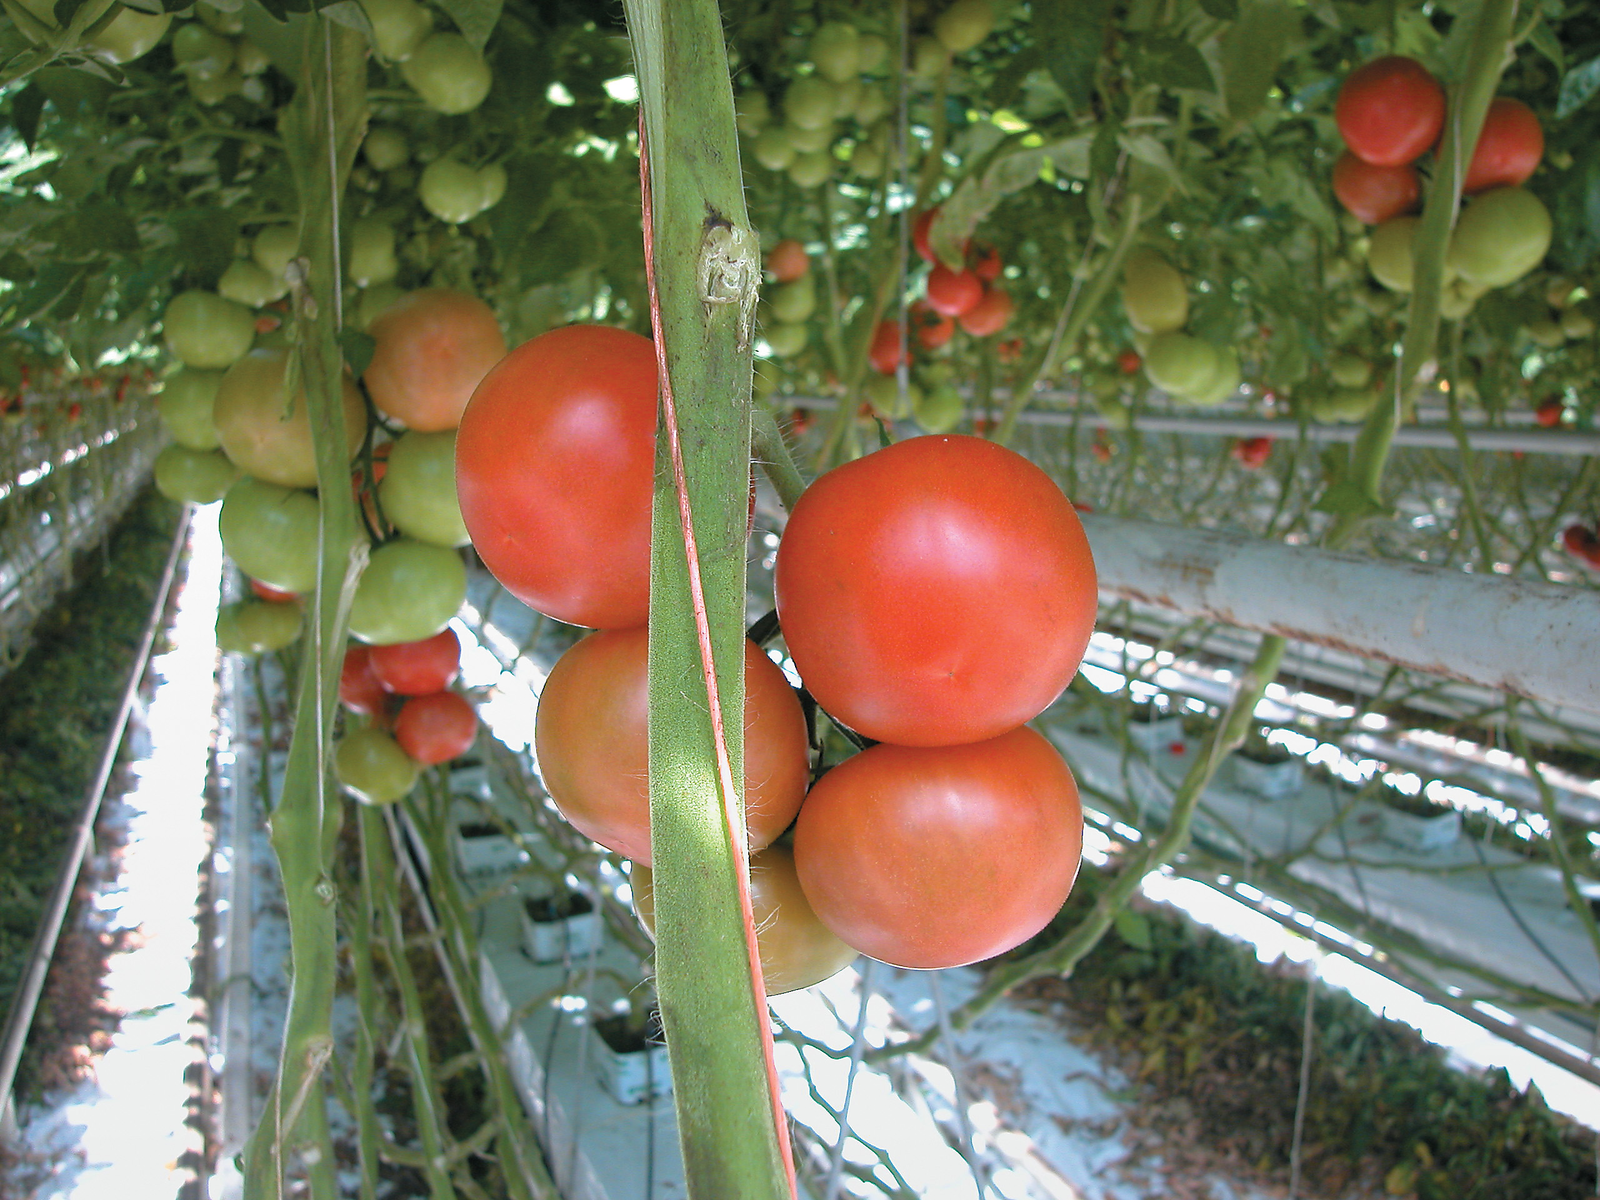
[
  {"left": 154, "top": 281, "right": 507, "bottom": 804},
  {"left": 452, "top": 326, "right": 1098, "bottom": 982},
  {"left": 1119, "top": 247, "right": 1241, "bottom": 409},
  {"left": 1332, "top": 56, "right": 1550, "bottom": 314}
]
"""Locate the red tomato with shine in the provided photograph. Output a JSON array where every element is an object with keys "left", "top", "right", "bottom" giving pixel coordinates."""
[
  {"left": 1231, "top": 436, "right": 1274, "bottom": 468},
  {"left": 395, "top": 691, "right": 477, "bottom": 764},
  {"left": 339, "top": 644, "right": 390, "bottom": 718},
  {"left": 1462, "top": 97, "right": 1543, "bottom": 194},
  {"left": 868, "top": 319, "right": 904, "bottom": 375},
  {"left": 910, "top": 301, "right": 955, "bottom": 350},
  {"left": 533, "top": 628, "right": 809, "bottom": 864},
  {"left": 456, "top": 325, "right": 658, "bottom": 630},
  {"left": 766, "top": 238, "right": 810, "bottom": 282},
  {"left": 370, "top": 627, "right": 460, "bottom": 695},
  {"left": 775, "top": 435, "right": 1097, "bottom": 747},
  {"left": 1331, "top": 152, "right": 1420, "bottom": 224},
  {"left": 1335, "top": 56, "right": 1445, "bottom": 166},
  {"left": 958, "top": 286, "right": 1013, "bottom": 337},
  {"left": 793, "top": 725, "right": 1084, "bottom": 970},
  {"left": 925, "top": 265, "right": 983, "bottom": 317}
]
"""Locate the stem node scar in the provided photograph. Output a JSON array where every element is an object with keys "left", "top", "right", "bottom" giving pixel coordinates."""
[
  {"left": 698, "top": 219, "right": 760, "bottom": 352},
  {"left": 315, "top": 877, "right": 336, "bottom": 905}
]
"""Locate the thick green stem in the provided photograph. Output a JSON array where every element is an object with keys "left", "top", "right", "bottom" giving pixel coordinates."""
[
  {"left": 242, "top": 18, "right": 368, "bottom": 1199},
  {"left": 624, "top": 0, "right": 794, "bottom": 1195}
]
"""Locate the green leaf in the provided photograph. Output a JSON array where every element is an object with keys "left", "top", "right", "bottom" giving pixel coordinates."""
[
  {"left": 1034, "top": 0, "right": 1112, "bottom": 112},
  {"left": 5, "top": 263, "right": 84, "bottom": 329},
  {"left": 11, "top": 85, "right": 43, "bottom": 151},
  {"left": 434, "top": 0, "right": 500, "bottom": 53},
  {"left": 43, "top": 203, "right": 140, "bottom": 256},
  {"left": 935, "top": 132, "right": 1093, "bottom": 263},
  {"left": 487, "top": 154, "right": 560, "bottom": 259},
  {"left": 1133, "top": 35, "right": 1213, "bottom": 93},
  {"left": 989, "top": 45, "right": 1043, "bottom": 110},
  {"left": 338, "top": 328, "right": 376, "bottom": 377},
  {"left": 1090, "top": 118, "right": 1119, "bottom": 181},
  {"left": 1527, "top": 18, "right": 1562, "bottom": 73},
  {"left": 1313, "top": 479, "right": 1390, "bottom": 520},
  {"left": 162, "top": 207, "right": 241, "bottom": 287},
  {"left": 1114, "top": 908, "right": 1153, "bottom": 950},
  {"left": 1198, "top": 0, "right": 1238, "bottom": 17},
  {"left": 1220, "top": 0, "right": 1297, "bottom": 125},
  {"left": 32, "top": 66, "right": 114, "bottom": 116},
  {"left": 1557, "top": 54, "right": 1600, "bottom": 119},
  {"left": 514, "top": 208, "right": 600, "bottom": 282}
]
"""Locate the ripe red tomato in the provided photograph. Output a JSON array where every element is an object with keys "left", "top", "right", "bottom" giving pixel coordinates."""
[
  {"left": 1231, "top": 435, "right": 1274, "bottom": 468},
  {"left": 631, "top": 843, "right": 857, "bottom": 995},
  {"left": 868, "top": 319, "right": 904, "bottom": 375},
  {"left": 1534, "top": 397, "right": 1565, "bottom": 428},
  {"left": 1463, "top": 97, "right": 1543, "bottom": 194},
  {"left": 1117, "top": 349, "right": 1142, "bottom": 374},
  {"left": 793, "top": 725, "right": 1084, "bottom": 969},
  {"left": 766, "top": 238, "right": 810, "bottom": 282},
  {"left": 971, "top": 244, "right": 1002, "bottom": 282},
  {"left": 456, "top": 324, "right": 657, "bottom": 630},
  {"left": 1335, "top": 56, "right": 1445, "bottom": 166},
  {"left": 365, "top": 289, "right": 508, "bottom": 432},
  {"left": 1331, "top": 151, "right": 1420, "bottom": 224},
  {"left": 533, "top": 628, "right": 809, "bottom": 864},
  {"left": 910, "top": 301, "right": 955, "bottom": 350},
  {"left": 250, "top": 578, "right": 299, "bottom": 603},
  {"left": 958, "top": 286, "right": 1013, "bottom": 336},
  {"left": 912, "top": 205, "right": 970, "bottom": 265},
  {"left": 394, "top": 691, "right": 477, "bottom": 764},
  {"left": 1562, "top": 524, "right": 1600, "bottom": 569},
  {"left": 925, "top": 265, "right": 983, "bottom": 317},
  {"left": 369, "top": 627, "right": 460, "bottom": 695},
  {"left": 774, "top": 435, "right": 1097, "bottom": 747},
  {"left": 340, "top": 644, "right": 390, "bottom": 718}
]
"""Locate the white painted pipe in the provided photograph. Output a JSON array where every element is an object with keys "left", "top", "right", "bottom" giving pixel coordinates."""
[{"left": 1080, "top": 513, "right": 1600, "bottom": 714}]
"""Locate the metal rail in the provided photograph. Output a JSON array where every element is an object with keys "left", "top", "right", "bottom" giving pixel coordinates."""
[{"left": 0, "top": 504, "right": 191, "bottom": 1119}]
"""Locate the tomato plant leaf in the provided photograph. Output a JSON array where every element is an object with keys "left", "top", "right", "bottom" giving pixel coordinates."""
[
  {"left": 316, "top": 0, "right": 372, "bottom": 37},
  {"left": 45, "top": 203, "right": 139, "bottom": 257},
  {"left": 162, "top": 208, "right": 240, "bottom": 288},
  {"left": 32, "top": 66, "right": 113, "bottom": 117},
  {"left": 51, "top": 0, "right": 87, "bottom": 28},
  {"left": 11, "top": 85, "right": 43, "bottom": 152},
  {"left": 4, "top": 264, "right": 84, "bottom": 330},
  {"left": 337, "top": 328, "right": 376, "bottom": 378},
  {"left": 1557, "top": 54, "right": 1600, "bottom": 119},
  {"left": 1198, "top": 0, "right": 1238, "bottom": 17},
  {"left": 1132, "top": 35, "right": 1214, "bottom": 94},
  {"left": 1114, "top": 907, "right": 1153, "bottom": 950},
  {"left": 433, "top": 0, "right": 501, "bottom": 53},
  {"left": 1034, "top": 0, "right": 1112, "bottom": 113},
  {"left": 1220, "top": 0, "right": 1297, "bottom": 126},
  {"left": 1526, "top": 18, "right": 1563, "bottom": 73},
  {"left": 989, "top": 45, "right": 1043, "bottom": 111}
]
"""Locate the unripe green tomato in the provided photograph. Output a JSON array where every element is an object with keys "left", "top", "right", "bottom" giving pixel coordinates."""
[
  {"left": 419, "top": 158, "right": 486, "bottom": 224},
  {"left": 164, "top": 290, "right": 255, "bottom": 370},
  {"left": 218, "top": 478, "right": 323, "bottom": 593},
  {"left": 1143, "top": 332, "right": 1218, "bottom": 396},
  {"left": 188, "top": 69, "right": 243, "bottom": 106},
  {"left": 1181, "top": 345, "right": 1239, "bottom": 406},
  {"left": 913, "top": 382, "right": 964, "bottom": 433},
  {"left": 355, "top": 283, "right": 405, "bottom": 331},
  {"left": 789, "top": 150, "right": 834, "bottom": 189},
  {"left": 1561, "top": 306, "right": 1594, "bottom": 340},
  {"left": 852, "top": 140, "right": 885, "bottom": 179},
  {"left": 478, "top": 161, "right": 507, "bottom": 211},
  {"left": 173, "top": 21, "right": 234, "bottom": 78},
  {"left": 764, "top": 322, "right": 809, "bottom": 358},
  {"left": 364, "top": 125, "right": 410, "bottom": 172},
  {"left": 154, "top": 445, "right": 238, "bottom": 504},
  {"left": 1095, "top": 395, "right": 1132, "bottom": 431},
  {"left": 198, "top": 0, "right": 243, "bottom": 34},
  {"left": 1121, "top": 249, "right": 1188, "bottom": 333},
  {"left": 235, "top": 39, "right": 270, "bottom": 74},
  {"left": 348, "top": 218, "right": 399, "bottom": 287},
  {"left": 252, "top": 224, "right": 298, "bottom": 279},
  {"left": 217, "top": 599, "right": 302, "bottom": 654},
  {"left": 787, "top": 122, "right": 834, "bottom": 153},
  {"left": 336, "top": 729, "right": 420, "bottom": 805},
  {"left": 855, "top": 87, "right": 890, "bottom": 127},
  {"left": 14, "top": 0, "right": 173, "bottom": 65},
  {"left": 865, "top": 373, "right": 921, "bottom": 419},
  {"left": 157, "top": 368, "right": 225, "bottom": 449},
  {"left": 1329, "top": 353, "right": 1371, "bottom": 389},
  {"left": 752, "top": 126, "right": 796, "bottom": 171},
  {"left": 1367, "top": 216, "right": 1420, "bottom": 292},
  {"left": 402, "top": 34, "right": 491, "bottom": 114},
  {"left": 934, "top": 0, "right": 995, "bottom": 52},
  {"left": 348, "top": 539, "right": 467, "bottom": 645},
  {"left": 1308, "top": 388, "right": 1378, "bottom": 423},
  {"left": 768, "top": 276, "right": 817, "bottom": 324},
  {"left": 1447, "top": 187, "right": 1551, "bottom": 290},
  {"left": 856, "top": 32, "right": 888, "bottom": 73},
  {"left": 218, "top": 258, "right": 286, "bottom": 308},
  {"left": 1545, "top": 277, "right": 1575, "bottom": 310},
  {"left": 785, "top": 76, "right": 836, "bottom": 131},
  {"left": 1438, "top": 277, "right": 1483, "bottom": 321},
  {"left": 810, "top": 21, "right": 860, "bottom": 84},
  {"left": 378, "top": 430, "right": 470, "bottom": 547},
  {"left": 358, "top": 0, "right": 431, "bottom": 61},
  {"left": 736, "top": 90, "right": 770, "bottom": 136},
  {"left": 911, "top": 36, "right": 949, "bottom": 81},
  {"left": 1525, "top": 318, "right": 1566, "bottom": 348}
]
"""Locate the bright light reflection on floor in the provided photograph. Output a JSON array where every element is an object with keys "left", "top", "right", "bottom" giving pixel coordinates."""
[{"left": 15, "top": 503, "right": 223, "bottom": 1198}]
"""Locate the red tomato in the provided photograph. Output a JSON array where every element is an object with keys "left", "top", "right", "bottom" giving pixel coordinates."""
[
  {"left": 793, "top": 725, "right": 1084, "bottom": 969},
  {"left": 958, "top": 286, "right": 1013, "bottom": 336},
  {"left": 912, "top": 206, "right": 939, "bottom": 263},
  {"left": 910, "top": 301, "right": 955, "bottom": 350},
  {"left": 868, "top": 319, "right": 904, "bottom": 375},
  {"left": 1331, "top": 151, "right": 1420, "bottom": 224},
  {"left": 766, "top": 238, "right": 810, "bottom": 282},
  {"left": 394, "top": 691, "right": 477, "bottom": 764},
  {"left": 365, "top": 289, "right": 508, "bottom": 432},
  {"left": 1117, "top": 349, "right": 1142, "bottom": 374},
  {"left": 925, "top": 265, "right": 983, "bottom": 317},
  {"left": 971, "top": 244, "right": 1002, "bottom": 282},
  {"left": 1463, "top": 97, "right": 1543, "bottom": 194},
  {"left": 369, "top": 627, "right": 460, "bottom": 695},
  {"left": 774, "top": 435, "right": 1097, "bottom": 747},
  {"left": 1335, "top": 56, "right": 1445, "bottom": 166},
  {"left": 533, "top": 628, "right": 809, "bottom": 864},
  {"left": 997, "top": 338, "right": 1024, "bottom": 365},
  {"left": 250, "top": 578, "right": 299, "bottom": 603},
  {"left": 1534, "top": 397, "right": 1565, "bottom": 428},
  {"left": 1231, "top": 435, "right": 1274, "bottom": 468},
  {"left": 1561, "top": 524, "right": 1600, "bottom": 568},
  {"left": 339, "top": 644, "right": 390, "bottom": 718},
  {"left": 456, "top": 324, "right": 658, "bottom": 630}
]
